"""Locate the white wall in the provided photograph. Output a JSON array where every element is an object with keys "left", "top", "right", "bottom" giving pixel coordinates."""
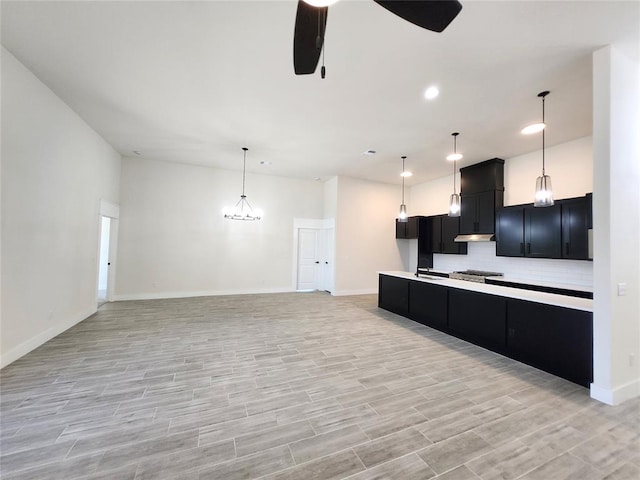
[
  {"left": 409, "top": 136, "right": 594, "bottom": 286},
  {"left": 1, "top": 48, "right": 122, "bottom": 367},
  {"left": 333, "top": 176, "right": 405, "bottom": 295},
  {"left": 115, "top": 157, "right": 323, "bottom": 299},
  {"left": 591, "top": 45, "right": 640, "bottom": 405}
]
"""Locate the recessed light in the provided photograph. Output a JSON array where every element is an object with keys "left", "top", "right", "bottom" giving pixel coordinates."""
[
  {"left": 133, "top": 150, "right": 141, "bottom": 156},
  {"left": 424, "top": 86, "right": 439, "bottom": 100},
  {"left": 400, "top": 171, "right": 413, "bottom": 177},
  {"left": 362, "top": 149, "right": 377, "bottom": 156},
  {"left": 259, "top": 160, "right": 272, "bottom": 166},
  {"left": 521, "top": 122, "right": 546, "bottom": 135}
]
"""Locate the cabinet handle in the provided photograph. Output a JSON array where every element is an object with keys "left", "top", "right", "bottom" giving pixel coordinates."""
[
  {"left": 527, "top": 243, "right": 531, "bottom": 254},
  {"left": 565, "top": 242, "right": 570, "bottom": 255},
  {"left": 440, "top": 242, "right": 444, "bottom": 252}
]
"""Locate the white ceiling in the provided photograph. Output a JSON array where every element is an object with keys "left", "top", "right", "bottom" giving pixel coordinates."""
[{"left": 2, "top": 1, "right": 638, "bottom": 185}]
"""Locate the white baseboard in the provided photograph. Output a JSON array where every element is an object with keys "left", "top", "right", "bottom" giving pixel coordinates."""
[
  {"left": 1, "top": 306, "right": 97, "bottom": 369},
  {"left": 591, "top": 378, "right": 640, "bottom": 405},
  {"left": 332, "top": 288, "right": 378, "bottom": 297},
  {"left": 112, "top": 287, "right": 296, "bottom": 301}
]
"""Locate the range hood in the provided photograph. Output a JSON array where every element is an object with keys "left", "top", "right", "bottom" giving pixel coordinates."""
[{"left": 454, "top": 233, "right": 495, "bottom": 242}]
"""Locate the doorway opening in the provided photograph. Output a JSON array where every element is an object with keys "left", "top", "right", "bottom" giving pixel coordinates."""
[{"left": 97, "top": 216, "right": 111, "bottom": 306}]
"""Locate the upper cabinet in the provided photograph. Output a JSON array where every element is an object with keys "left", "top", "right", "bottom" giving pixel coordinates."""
[
  {"left": 395, "top": 216, "right": 421, "bottom": 239},
  {"left": 459, "top": 158, "right": 505, "bottom": 235},
  {"left": 431, "top": 214, "right": 467, "bottom": 254},
  {"left": 561, "top": 197, "right": 589, "bottom": 259},
  {"left": 495, "top": 195, "right": 592, "bottom": 260}
]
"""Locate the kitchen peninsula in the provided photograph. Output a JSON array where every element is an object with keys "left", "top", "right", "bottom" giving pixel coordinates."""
[{"left": 379, "top": 271, "right": 593, "bottom": 388}]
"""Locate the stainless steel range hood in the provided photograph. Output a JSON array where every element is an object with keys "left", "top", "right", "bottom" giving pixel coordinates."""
[{"left": 454, "top": 233, "right": 495, "bottom": 242}]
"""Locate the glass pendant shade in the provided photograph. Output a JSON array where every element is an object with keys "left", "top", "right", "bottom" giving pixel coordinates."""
[
  {"left": 223, "top": 147, "right": 263, "bottom": 221},
  {"left": 398, "top": 204, "right": 408, "bottom": 222},
  {"left": 448, "top": 193, "right": 461, "bottom": 217},
  {"left": 534, "top": 174, "right": 554, "bottom": 207}
]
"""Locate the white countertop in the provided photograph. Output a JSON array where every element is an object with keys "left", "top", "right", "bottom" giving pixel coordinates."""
[
  {"left": 380, "top": 271, "right": 593, "bottom": 312},
  {"left": 486, "top": 276, "right": 593, "bottom": 293}
]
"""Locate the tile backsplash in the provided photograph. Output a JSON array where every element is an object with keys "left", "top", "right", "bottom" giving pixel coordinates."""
[{"left": 433, "top": 242, "right": 593, "bottom": 287}]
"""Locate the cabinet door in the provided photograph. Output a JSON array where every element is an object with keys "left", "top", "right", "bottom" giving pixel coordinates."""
[
  {"left": 496, "top": 207, "right": 525, "bottom": 257},
  {"left": 409, "top": 281, "right": 448, "bottom": 329},
  {"left": 476, "top": 191, "right": 497, "bottom": 233},
  {"left": 448, "top": 289, "right": 507, "bottom": 350},
  {"left": 507, "top": 299, "right": 593, "bottom": 387},
  {"left": 405, "top": 217, "right": 419, "bottom": 239},
  {"left": 525, "top": 204, "right": 561, "bottom": 258},
  {"left": 459, "top": 194, "right": 477, "bottom": 234},
  {"left": 561, "top": 199, "right": 588, "bottom": 259},
  {"left": 395, "top": 220, "right": 407, "bottom": 239},
  {"left": 378, "top": 275, "right": 409, "bottom": 316},
  {"left": 441, "top": 216, "right": 466, "bottom": 254},
  {"left": 431, "top": 216, "right": 443, "bottom": 253}
]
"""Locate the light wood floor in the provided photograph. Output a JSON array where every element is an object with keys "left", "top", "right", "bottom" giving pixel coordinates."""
[{"left": 1, "top": 292, "right": 638, "bottom": 480}]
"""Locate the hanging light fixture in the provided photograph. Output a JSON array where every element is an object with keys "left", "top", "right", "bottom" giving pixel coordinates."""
[
  {"left": 398, "top": 155, "right": 408, "bottom": 223},
  {"left": 447, "top": 132, "right": 461, "bottom": 217},
  {"left": 223, "top": 147, "right": 263, "bottom": 221},
  {"left": 531, "top": 91, "right": 554, "bottom": 207}
]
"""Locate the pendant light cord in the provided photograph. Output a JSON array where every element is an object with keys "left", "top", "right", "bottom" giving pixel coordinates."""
[
  {"left": 541, "top": 95, "right": 546, "bottom": 175},
  {"left": 241, "top": 147, "right": 248, "bottom": 197},
  {"left": 401, "top": 156, "right": 406, "bottom": 204}
]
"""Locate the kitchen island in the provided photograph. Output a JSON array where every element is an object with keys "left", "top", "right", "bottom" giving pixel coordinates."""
[{"left": 378, "top": 271, "right": 593, "bottom": 387}]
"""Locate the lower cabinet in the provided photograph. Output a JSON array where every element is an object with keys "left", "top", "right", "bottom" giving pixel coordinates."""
[
  {"left": 378, "top": 275, "right": 409, "bottom": 316},
  {"left": 378, "top": 274, "right": 593, "bottom": 387},
  {"left": 448, "top": 289, "right": 507, "bottom": 350},
  {"left": 409, "top": 281, "right": 448, "bottom": 330},
  {"left": 507, "top": 299, "right": 593, "bottom": 387}
]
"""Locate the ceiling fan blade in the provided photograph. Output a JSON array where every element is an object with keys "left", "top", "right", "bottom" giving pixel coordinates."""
[
  {"left": 293, "top": 0, "right": 328, "bottom": 75},
  {"left": 373, "top": 0, "right": 462, "bottom": 33}
]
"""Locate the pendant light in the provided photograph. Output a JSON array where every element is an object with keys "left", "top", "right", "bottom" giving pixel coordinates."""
[
  {"left": 531, "top": 91, "right": 554, "bottom": 207},
  {"left": 447, "top": 132, "right": 461, "bottom": 217},
  {"left": 223, "top": 147, "right": 263, "bottom": 221},
  {"left": 398, "top": 156, "right": 408, "bottom": 223}
]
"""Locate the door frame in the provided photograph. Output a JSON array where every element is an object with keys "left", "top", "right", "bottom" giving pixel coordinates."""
[
  {"left": 292, "top": 218, "right": 335, "bottom": 293},
  {"left": 97, "top": 200, "right": 120, "bottom": 303}
]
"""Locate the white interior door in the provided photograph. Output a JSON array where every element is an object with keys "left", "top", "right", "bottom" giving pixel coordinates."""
[
  {"left": 321, "top": 227, "right": 335, "bottom": 293},
  {"left": 297, "top": 228, "right": 320, "bottom": 291}
]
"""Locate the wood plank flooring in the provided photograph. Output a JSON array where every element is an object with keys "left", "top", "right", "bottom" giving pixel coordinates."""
[{"left": 1, "top": 292, "right": 638, "bottom": 479}]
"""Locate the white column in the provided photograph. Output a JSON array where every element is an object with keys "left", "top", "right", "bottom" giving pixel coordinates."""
[{"left": 591, "top": 45, "right": 640, "bottom": 404}]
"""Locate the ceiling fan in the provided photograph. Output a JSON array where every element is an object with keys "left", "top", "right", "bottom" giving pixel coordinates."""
[{"left": 293, "top": 0, "right": 463, "bottom": 77}]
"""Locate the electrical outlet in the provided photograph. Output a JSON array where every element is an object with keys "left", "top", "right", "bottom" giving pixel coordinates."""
[{"left": 617, "top": 283, "right": 627, "bottom": 296}]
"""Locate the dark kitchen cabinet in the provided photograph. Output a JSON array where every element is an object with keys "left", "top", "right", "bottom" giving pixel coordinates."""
[
  {"left": 409, "top": 281, "right": 448, "bottom": 330},
  {"left": 561, "top": 198, "right": 589, "bottom": 259},
  {"left": 460, "top": 158, "right": 505, "bottom": 194},
  {"left": 460, "top": 190, "right": 503, "bottom": 234},
  {"left": 396, "top": 216, "right": 420, "bottom": 239},
  {"left": 378, "top": 274, "right": 409, "bottom": 316},
  {"left": 585, "top": 193, "right": 593, "bottom": 229},
  {"left": 448, "top": 288, "right": 507, "bottom": 350},
  {"left": 507, "top": 299, "right": 593, "bottom": 387},
  {"left": 525, "top": 204, "right": 562, "bottom": 258},
  {"left": 495, "top": 206, "right": 525, "bottom": 256},
  {"left": 431, "top": 215, "right": 467, "bottom": 255},
  {"left": 496, "top": 195, "right": 592, "bottom": 260}
]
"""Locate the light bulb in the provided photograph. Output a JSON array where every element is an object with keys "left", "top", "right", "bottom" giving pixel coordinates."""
[
  {"left": 446, "top": 153, "right": 463, "bottom": 162},
  {"left": 302, "top": 0, "right": 339, "bottom": 6},
  {"left": 521, "top": 122, "right": 546, "bottom": 135}
]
